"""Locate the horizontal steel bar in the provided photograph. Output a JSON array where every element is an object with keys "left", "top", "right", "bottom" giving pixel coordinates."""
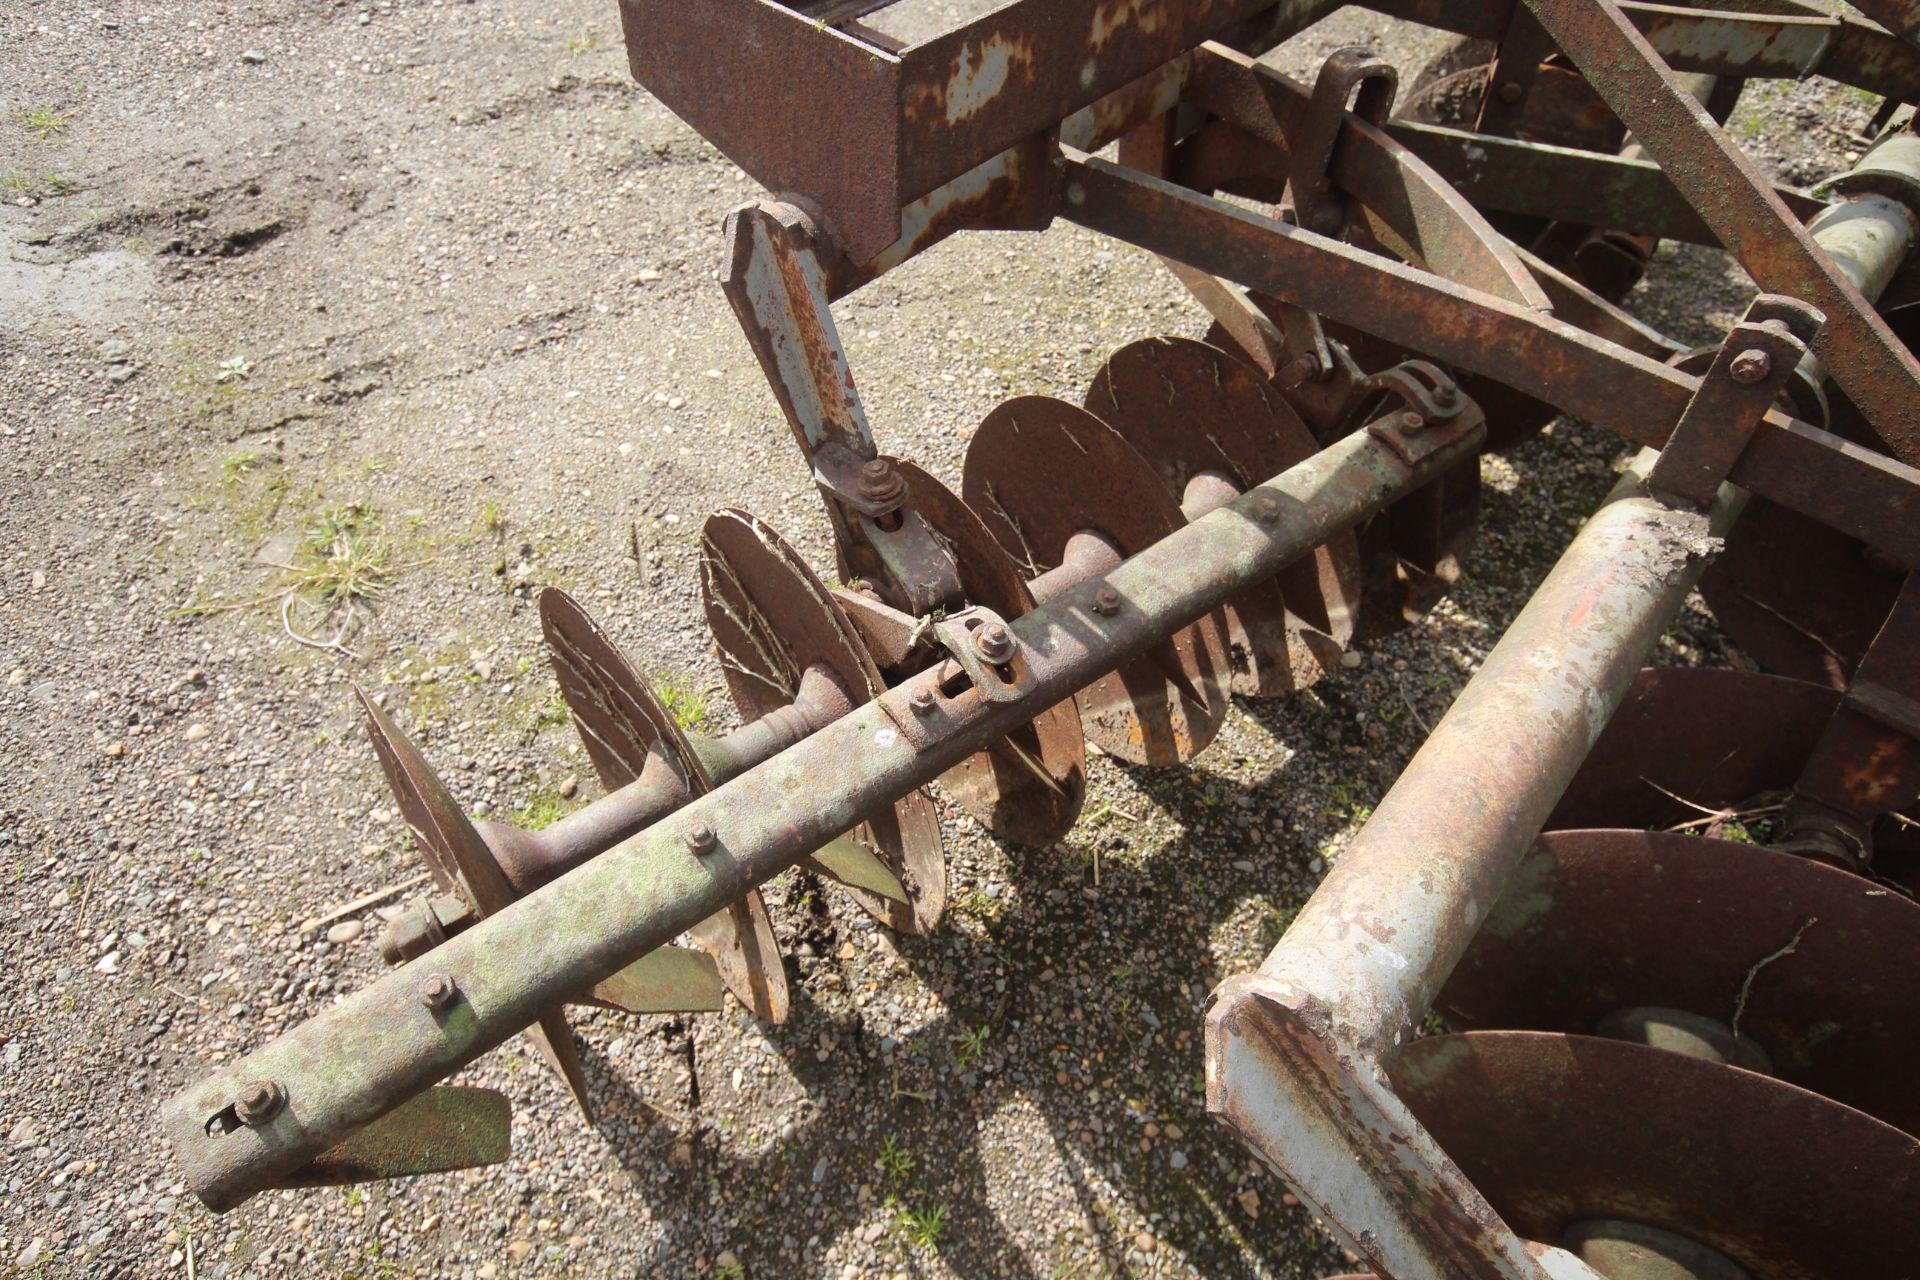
[
  {"left": 1386, "top": 120, "right": 1826, "bottom": 245},
  {"left": 1208, "top": 452, "right": 1744, "bottom": 1280},
  {"left": 1057, "top": 150, "right": 1920, "bottom": 564},
  {"left": 164, "top": 410, "right": 1484, "bottom": 1212}
]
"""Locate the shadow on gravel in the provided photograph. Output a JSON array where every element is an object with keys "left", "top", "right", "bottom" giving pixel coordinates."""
[{"left": 569, "top": 787, "right": 1356, "bottom": 1279}]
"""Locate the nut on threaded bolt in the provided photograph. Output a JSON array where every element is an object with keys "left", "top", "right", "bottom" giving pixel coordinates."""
[
  {"left": 1093, "top": 586, "right": 1121, "bottom": 616},
  {"left": 419, "top": 973, "right": 458, "bottom": 1011},
  {"left": 857, "top": 457, "right": 904, "bottom": 504},
  {"left": 1399, "top": 410, "right": 1426, "bottom": 433},
  {"left": 684, "top": 822, "right": 718, "bottom": 855},
  {"left": 1729, "top": 348, "right": 1772, "bottom": 384},
  {"left": 908, "top": 687, "right": 936, "bottom": 715},
  {"left": 1288, "top": 353, "right": 1320, "bottom": 383},
  {"left": 1498, "top": 80, "right": 1524, "bottom": 105},
  {"left": 234, "top": 1079, "right": 285, "bottom": 1126},
  {"left": 1252, "top": 493, "right": 1281, "bottom": 524},
  {"left": 973, "top": 623, "right": 1015, "bottom": 664}
]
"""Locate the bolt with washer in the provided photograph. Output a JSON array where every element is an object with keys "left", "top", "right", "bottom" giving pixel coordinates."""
[
  {"left": 972, "top": 623, "right": 1015, "bottom": 664},
  {"left": 419, "top": 972, "right": 459, "bottom": 1011},
  {"left": 1728, "top": 348, "right": 1772, "bottom": 384},
  {"left": 684, "top": 822, "right": 718, "bottom": 855},
  {"left": 234, "top": 1079, "right": 286, "bottom": 1127},
  {"left": 857, "top": 457, "right": 904, "bottom": 504},
  {"left": 908, "top": 687, "right": 936, "bottom": 715},
  {"left": 1399, "top": 409, "right": 1426, "bottom": 433},
  {"left": 1092, "top": 586, "right": 1121, "bottom": 616}
]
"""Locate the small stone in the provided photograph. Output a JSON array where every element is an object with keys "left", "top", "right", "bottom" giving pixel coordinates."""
[
  {"left": 104, "top": 742, "right": 124, "bottom": 758},
  {"left": 715, "top": 1250, "right": 741, "bottom": 1272},
  {"left": 16, "top": 1238, "right": 45, "bottom": 1268},
  {"left": 1169, "top": 1151, "right": 1188, "bottom": 1170},
  {"left": 184, "top": 723, "right": 210, "bottom": 742},
  {"left": 1237, "top": 1188, "right": 1260, "bottom": 1218},
  {"left": 239, "top": 48, "right": 266, "bottom": 63},
  {"left": 107, "top": 363, "right": 137, "bottom": 383},
  {"left": 326, "top": 919, "right": 364, "bottom": 944},
  {"left": 477, "top": 1266, "right": 499, "bottom": 1280},
  {"left": 420, "top": 1213, "right": 441, "bottom": 1232},
  {"left": 837, "top": 941, "right": 856, "bottom": 961},
  {"left": 9, "top": 1118, "right": 38, "bottom": 1146},
  {"left": 1339, "top": 650, "right": 1363, "bottom": 669},
  {"left": 558, "top": 774, "right": 578, "bottom": 798},
  {"left": 30, "top": 571, "right": 45, "bottom": 591},
  {"left": 94, "top": 951, "right": 122, "bottom": 974},
  {"left": 473, "top": 658, "right": 494, "bottom": 681},
  {"left": 506, "top": 1240, "right": 534, "bottom": 1262},
  {"left": 1135, "top": 1231, "right": 1156, "bottom": 1254},
  {"left": 100, "top": 338, "right": 132, "bottom": 361},
  {"left": 668, "top": 1141, "right": 693, "bottom": 1167},
  {"left": 356, "top": 10, "right": 371, "bottom": 22},
  {"left": 811, "top": 1156, "right": 829, "bottom": 1184},
  {"left": 636, "top": 268, "right": 662, "bottom": 283},
  {"left": 6, "top": 668, "right": 24, "bottom": 686},
  {"left": 667, "top": 396, "right": 686, "bottom": 410}
]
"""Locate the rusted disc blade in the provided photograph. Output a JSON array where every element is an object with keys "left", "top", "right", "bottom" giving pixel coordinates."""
[
  {"left": 1083, "top": 337, "right": 1362, "bottom": 695},
  {"left": 1699, "top": 499, "right": 1904, "bottom": 689},
  {"left": 358, "top": 690, "right": 601, "bottom": 1115},
  {"left": 1441, "top": 829, "right": 1920, "bottom": 1135},
  {"left": 1553, "top": 668, "right": 1836, "bottom": 831},
  {"left": 540, "top": 587, "right": 707, "bottom": 794},
  {"left": 700, "top": 508, "right": 945, "bottom": 933},
  {"left": 1391, "top": 1032, "right": 1919, "bottom": 1274},
  {"left": 897, "top": 461, "right": 1087, "bottom": 845},
  {"left": 539, "top": 587, "right": 788, "bottom": 1023},
  {"left": 962, "top": 396, "right": 1234, "bottom": 765},
  {"left": 359, "top": 688, "right": 516, "bottom": 916}
]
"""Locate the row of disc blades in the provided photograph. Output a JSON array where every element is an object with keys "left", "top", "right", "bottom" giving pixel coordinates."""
[{"left": 351, "top": 330, "right": 1467, "bottom": 1117}]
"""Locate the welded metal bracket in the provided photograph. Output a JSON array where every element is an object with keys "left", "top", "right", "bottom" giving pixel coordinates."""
[
  {"left": 1647, "top": 294, "right": 1824, "bottom": 508},
  {"left": 931, "top": 607, "right": 1040, "bottom": 705}
]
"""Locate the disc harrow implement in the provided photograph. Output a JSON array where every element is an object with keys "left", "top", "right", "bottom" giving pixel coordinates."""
[{"left": 158, "top": 1, "right": 1920, "bottom": 1276}]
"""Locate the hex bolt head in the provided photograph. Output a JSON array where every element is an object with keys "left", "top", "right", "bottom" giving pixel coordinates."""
[
  {"left": 684, "top": 822, "right": 718, "bottom": 855},
  {"left": 1399, "top": 409, "right": 1426, "bottom": 433},
  {"left": 1728, "top": 348, "right": 1772, "bottom": 384},
  {"left": 1252, "top": 493, "right": 1282, "bottom": 524},
  {"left": 234, "top": 1079, "right": 286, "bottom": 1127},
  {"left": 1432, "top": 382, "right": 1460, "bottom": 409},
  {"left": 1288, "top": 353, "right": 1320, "bottom": 383},
  {"left": 857, "top": 457, "right": 904, "bottom": 503},
  {"left": 419, "top": 972, "right": 459, "bottom": 1012},
  {"left": 1092, "top": 586, "right": 1122, "bottom": 616},
  {"left": 908, "top": 687, "right": 937, "bottom": 716},
  {"left": 1498, "top": 80, "right": 1525, "bottom": 105},
  {"left": 973, "top": 623, "right": 1015, "bottom": 664}
]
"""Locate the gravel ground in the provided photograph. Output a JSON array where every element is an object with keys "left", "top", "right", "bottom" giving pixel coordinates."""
[{"left": 0, "top": 2, "right": 1879, "bottom": 1278}]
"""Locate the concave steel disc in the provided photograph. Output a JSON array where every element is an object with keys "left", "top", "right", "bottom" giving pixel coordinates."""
[
  {"left": 1083, "top": 337, "right": 1362, "bottom": 696},
  {"left": 1390, "top": 1032, "right": 1919, "bottom": 1276},
  {"left": 962, "top": 396, "right": 1234, "bottom": 766},
  {"left": 700, "top": 508, "right": 946, "bottom": 934},
  {"left": 1699, "top": 499, "right": 1904, "bottom": 689},
  {"left": 358, "top": 689, "right": 595, "bottom": 1118},
  {"left": 1440, "top": 829, "right": 1920, "bottom": 1135},
  {"left": 540, "top": 588, "right": 788, "bottom": 1022},
  {"left": 895, "top": 461, "right": 1087, "bottom": 846}
]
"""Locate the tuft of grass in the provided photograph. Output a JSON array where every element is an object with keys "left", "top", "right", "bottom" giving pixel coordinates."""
[
  {"left": 480, "top": 499, "right": 507, "bottom": 537},
  {"left": 877, "top": 1134, "right": 914, "bottom": 1183},
  {"left": 896, "top": 1200, "right": 948, "bottom": 1250},
  {"left": 294, "top": 505, "right": 391, "bottom": 605},
  {"left": 655, "top": 674, "right": 708, "bottom": 731},
  {"left": 214, "top": 354, "right": 254, "bottom": 384},
  {"left": 18, "top": 107, "right": 68, "bottom": 140},
  {"left": 514, "top": 787, "right": 572, "bottom": 831},
  {"left": 713, "top": 1259, "right": 744, "bottom": 1280},
  {"left": 0, "top": 171, "right": 74, "bottom": 199},
  {"left": 220, "top": 451, "right": 262, "bottom": 485},
  {"left": 954, "top": 1024, "right": 988, "bottom": 1070},
  {"left": 565, "top": 30, "right": 601, "bottom": 54}
]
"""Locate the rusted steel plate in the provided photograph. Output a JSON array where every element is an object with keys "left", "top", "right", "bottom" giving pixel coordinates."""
[
  {"left": 1700, "top": 500, "right": 1906, "bottom": 688},
  {"left": 962, "top": 395, "right": 1234, "bottom": 765},
  {"left": 1847, "top": 0, "right": 1920, "bottom": 51},
  {"left": 273, "top": 1087, "right": 511, "bottom": 1189},
  {"left": 541, "top": 588, "right": 788, "bottom": 1021},
  {"left": 701, "top": 508, "right": 945, "bottom": 933},
  {"left": 617, "top": 0, "right": 1340, "bottom": 260},
  {"left": 1057, "top": 150, "right": 1920, "bottom": 566},
  {"left": 1440, "top": 829, "right": 1920, "bottom": 1134},
  {"left": 895, "top": 461, "right": 1087, "bottom": 846},
  {"left": 1391, "top": 1032, "right": 1920, "bottom": 1274},
  {"left": 1522, "top": 0, "right": 1920, "bottom": 464},
  {"left": 1083, "top": 337, "right": 1362, "bottom": 694}
]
